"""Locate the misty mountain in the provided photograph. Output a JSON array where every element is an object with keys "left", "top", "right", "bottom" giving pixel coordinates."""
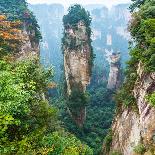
[
  {"left": 29, "top": 3, "right": 130, "bottom": 80},
  {"left": 29, "top": 4, "right": 64, "bottom": 80}
]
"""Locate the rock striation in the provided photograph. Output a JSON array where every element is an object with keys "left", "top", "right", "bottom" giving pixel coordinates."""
[
  {"left": 107, "top": 53, "right": 121, "bottom": 90},
  {"left": 108, "top": 62, "right": 155, "bottom": 155},
  {"left": 63, "top": 20, "right": 92, "bottom": 127}
]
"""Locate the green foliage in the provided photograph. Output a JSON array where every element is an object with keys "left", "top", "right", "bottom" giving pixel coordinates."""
[
  {"left": 129, "top": 0, "right": 155, "bottom": 72},
  {"left": 110, "top": 151, "right": 122, "bottom": 155},
  {"left": 130, "top": 0, "right": 146, "bottom": 12},
  {"left": 146, "top": 92, "right": 155, "bottom": 107},
  {"left": 40, "top": 131, "right": 93, "bottom": 155},
  {"left": 67, "top": 87, "right": 89, "bottom": 108},
  {"left": 0, "top": 0, "right": 42, "bottom": 42},
  {"left": 115, "top": 0, "right": 155, "bottom": 108},
  {"left": 133, "top": 143, "right": 146, "bottom": 154},
  {"left": 0, "top": 1, "right": 93, "bottom": 154},
  {"left": 0, "top": 58, "right": 54, "bottom": 152},
  {"left": 51, "top": 78, "right": 115, "bottom": 155},
  {"left": 63, "top": 4, "right": 91, "bottom": 27},
  {"left": 103, "top": 129, "right": 113, "bottom": 153},
  {"left": 0, "top": 58, "right": 92, "bottom": 154}
]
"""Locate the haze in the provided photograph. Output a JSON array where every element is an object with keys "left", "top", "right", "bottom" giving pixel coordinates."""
[{"left": 27, "top": 0, "right": 131, "bottom": 8}]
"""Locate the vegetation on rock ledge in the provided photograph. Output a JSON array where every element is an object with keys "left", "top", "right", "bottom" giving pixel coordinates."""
[{"left": 115, "top": 0, "right": 155, "bottom": 109}]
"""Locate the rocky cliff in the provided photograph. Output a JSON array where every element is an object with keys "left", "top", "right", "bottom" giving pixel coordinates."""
[
  {"left": 107, "top": 53, "right": 121, "bottom": 90},
  {"left": 17, "top": 23, "right": 40, "bottom": 59},
  {"left": 62, "top": 5, "right": 93, "bottom": 127},
  {"left": 105, "top": 0, "right": 155, "bottom": 154},
  {"left": 63, "top": 21, "right": 92, "bottom": 127},
  {"left": 109, "top": 62, "right": 155, "bottom": 155},
  {"left": 63, "top": 21, "right": 91, "bottom": 95}
]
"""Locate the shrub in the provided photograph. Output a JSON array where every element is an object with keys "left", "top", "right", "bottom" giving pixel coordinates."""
[
  {"left": 133, "top": 143, "right": 146, "bottom": 154},
  {"left": 104, "top": 129, "right": 113, "bottom": 153},
  {"left": 110, "top": 151, "right": 122, "bottom": 155},
  {"left": 146, "top": 92, "right": 155, "bottom": 107}
]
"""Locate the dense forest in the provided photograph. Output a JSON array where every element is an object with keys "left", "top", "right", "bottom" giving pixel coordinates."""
[
  {"left": 0, "top": 0, "right": 155, "bottom": 155},
  {"left": 0, "top": 1, "right": 92, "bottom": 154}
]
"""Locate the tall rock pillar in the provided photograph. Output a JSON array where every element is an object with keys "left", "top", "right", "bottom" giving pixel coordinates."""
[
  {"left": 107, "top": 53, "right": 121, "bottom": 90},
  {"left": 62, "top": 5, "right": 93, "bottom": 127}
]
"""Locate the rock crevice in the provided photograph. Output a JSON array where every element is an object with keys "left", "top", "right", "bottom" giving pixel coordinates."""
[{"left": 109, "top": 62, "right": 155, "bottom": 155}]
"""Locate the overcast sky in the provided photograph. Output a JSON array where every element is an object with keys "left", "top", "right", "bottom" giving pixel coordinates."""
[{"left": 27, "top": 0, "right": 131, "bottom": 8}]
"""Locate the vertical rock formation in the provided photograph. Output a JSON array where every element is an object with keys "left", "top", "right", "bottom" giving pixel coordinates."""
[
  {"left": 107, "top": 53, "right": 121, "bottom": 90},
  {"left": 104, "top": 0, "right": 155, "bottom": 154},
  {"left": 17, "top": 23, "right": 40, "bottom": 59},
  {"left": 62, "top": 5, "right": 93, "bottom": 127},
  {"left": 108, "top": 64, "right": 155, "bottom": 155},
  {"left": 63, "top": 21, "right": 91, "bottom": 95}
]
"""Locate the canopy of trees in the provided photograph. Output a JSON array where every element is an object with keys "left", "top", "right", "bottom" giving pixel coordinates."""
[
  {"left": 0, "top": 0, "right": 42, "bottom": 42},
  {"left": 0, "top": 15, "right": 22, "bottom": 58},
  {"left": 0, "top": 1, "right": 93, "bottom": 154},
  {"left": 63, "top": 4, "right": 92, "bottom": 27},
  {"left": 115, "top": 0, "right": 155, "bottom": 108}
]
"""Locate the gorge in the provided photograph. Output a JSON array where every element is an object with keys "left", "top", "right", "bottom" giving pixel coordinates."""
[{"left": 0, "top": 0, "right": 155, "bottom": 155}]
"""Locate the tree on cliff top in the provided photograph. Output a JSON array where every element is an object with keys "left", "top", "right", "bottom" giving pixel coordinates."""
[
  {"left": 115, "top": 0, "right": 155, "bottom": 108},
  {"left": 0, "top": 0, "right": 42, "bottom": 42},
  {"left": 63, "top": 4, "right": 92, "bottom": 27}
]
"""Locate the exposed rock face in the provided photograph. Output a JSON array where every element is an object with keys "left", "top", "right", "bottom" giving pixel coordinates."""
[
  {"left": 63, "top": 21, "right": 92, "bottom": 127},
  {"left": 17, "top": 26, "right": 40, "bottom": 59},
  {"left": 109, "top": 62, "right": 155, "bottom": 155},
  {"left": 64, "top": 21, "right": 91, "bottom": 94},
  {"left": 107, "top": 53, "right": 121, "bottom": 90},
  {"left": 64, "top": 50, "right": 91, "bottom": 95}
]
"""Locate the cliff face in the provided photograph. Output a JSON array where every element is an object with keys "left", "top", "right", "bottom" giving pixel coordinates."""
[
  {"left": 107, "top": 53, "right": 121, "bottom": 90},
  {"left": 109, "top": 62, "right": 155, "bottom": 154},
  {"left": 64, "top": 22, "right": 91, "bottom": 94},
  {"left": 64, "top": 49, "right": 91, "bottom": 95},
  {"left": 0, "top": 0, "right": 40, "bottom": 60},
  {"left": 63, "top": 20, "right": 91, "bottom": 127},
  {"left": 17, "top": 25, "right": 40, "bottom": 59}
]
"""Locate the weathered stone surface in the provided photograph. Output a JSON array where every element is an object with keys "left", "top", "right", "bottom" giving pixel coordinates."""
[
  {"left": 64, "top": 21, "right": 91, "bottom": 95},
  {"left": 64, "top": 50, "right": 91, "bottom": 95},
  {"left": 107, "top": 53, "right": 121, "bottom": 90},
  {"left": 109, "top": 62, "right": 155, "bottom": 155},
  {"left": 16, "top": 25, "right": 39, "bottom": 59},
  {"left": 63, "top": 21, "right": 91, "bottom": 126}
]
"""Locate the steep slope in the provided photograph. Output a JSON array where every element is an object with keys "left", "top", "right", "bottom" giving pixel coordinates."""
[
  {"left": 107, "top": 53, "right": 121, "bottom": 90},
  {"left": 110, "top": 65, "right": 155, "bottom": 155},
  {"left": 0, "top": 0, "right": 41, "bottom": 59},
  {"left": 104, "top": 0, "right": 155, "bottom": 154},
  {"left": 62, "top": 5, "right": 93, "bottom": 127}
]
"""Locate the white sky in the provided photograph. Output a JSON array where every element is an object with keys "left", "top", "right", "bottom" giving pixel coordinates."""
[{"left": 27, "top": 0, "right": 131, "bottom": 8}]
